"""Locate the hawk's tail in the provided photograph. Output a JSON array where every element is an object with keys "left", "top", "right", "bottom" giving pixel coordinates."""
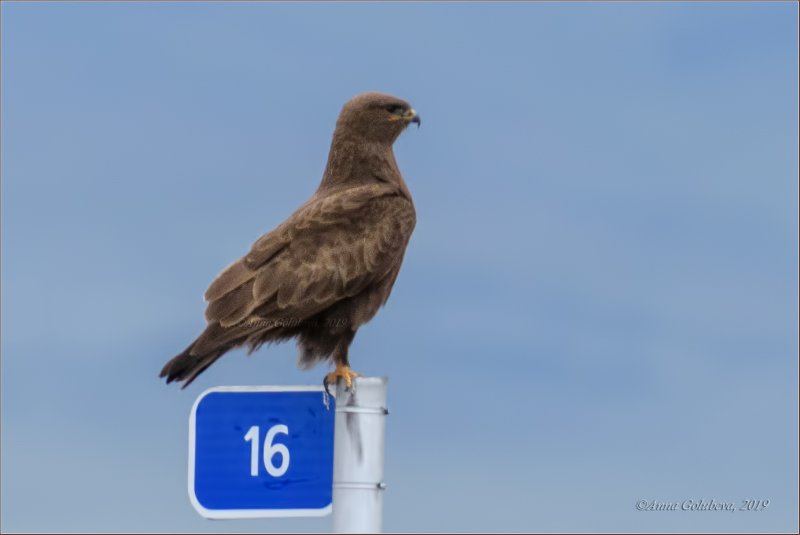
[
  {"left": 159, "top": 345, "right": 225, "bottom": 389},
  {"left": 159, "top": 322, "right": 250, "bottom": 389}
]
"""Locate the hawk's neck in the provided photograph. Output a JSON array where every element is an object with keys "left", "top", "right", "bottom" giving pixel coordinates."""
[{"left": 318, "top": 138, "right": 413, "bottom": 202}]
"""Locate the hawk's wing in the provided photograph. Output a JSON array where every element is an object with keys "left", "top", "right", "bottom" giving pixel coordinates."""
[{"left": 202, "top": 183, "right": 416, "bottom": 329}]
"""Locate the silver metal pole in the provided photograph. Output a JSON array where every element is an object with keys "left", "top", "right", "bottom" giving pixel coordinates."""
[{"left": 331, "top": 376, "right": 388, "bottom": 533}]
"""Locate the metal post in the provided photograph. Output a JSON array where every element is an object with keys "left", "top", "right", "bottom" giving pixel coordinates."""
[{"left": 331, "top": 376, "right": 388, "bottom": 533}]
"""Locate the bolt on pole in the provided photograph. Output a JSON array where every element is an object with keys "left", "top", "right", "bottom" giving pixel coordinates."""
[{"left": 331, "top": 376, "right": 388, "bottom": 533}]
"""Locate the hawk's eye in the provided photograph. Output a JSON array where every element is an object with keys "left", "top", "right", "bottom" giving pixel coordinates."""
[{"left": 385, "top": 104, "right": 405, "bottom": 115}]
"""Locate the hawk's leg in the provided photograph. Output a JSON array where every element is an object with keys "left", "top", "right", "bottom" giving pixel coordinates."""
[{"left": 323, "top": 331, "right": 360, "bottom": 394}]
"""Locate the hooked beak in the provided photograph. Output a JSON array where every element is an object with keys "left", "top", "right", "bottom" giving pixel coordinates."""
[{"left": 405, "top": 108, "right": 421, "bottom": 128}]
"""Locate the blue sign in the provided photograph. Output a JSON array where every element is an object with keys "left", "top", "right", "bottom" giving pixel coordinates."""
[{"left": 188, "top": 386, "right": 335, "bottom": 518}]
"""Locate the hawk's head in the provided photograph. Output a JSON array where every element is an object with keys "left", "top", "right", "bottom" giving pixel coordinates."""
[{"left": 336, "top": 92, "right": 420, "bottom": 144}]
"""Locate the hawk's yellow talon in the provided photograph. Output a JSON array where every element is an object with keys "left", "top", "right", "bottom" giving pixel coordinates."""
[{"left": 325, "top": 365, "right": 361, "bottom": 390}]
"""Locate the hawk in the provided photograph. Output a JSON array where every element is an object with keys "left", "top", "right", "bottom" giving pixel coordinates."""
[{"left": 160, "top": 92, "right": 419, "bottom": 390}]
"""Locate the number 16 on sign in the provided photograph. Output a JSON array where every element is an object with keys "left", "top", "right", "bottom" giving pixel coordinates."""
[
  {"left": 188, "top": 386, "right": 335, "bottom": 519},
  {"left": 244, "top": 424, "right": 290, "bottom": 477}
]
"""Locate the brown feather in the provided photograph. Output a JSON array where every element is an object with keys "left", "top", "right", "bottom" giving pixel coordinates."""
[{"left": 204, "top": 260, "right": 254, "bottom": 302}]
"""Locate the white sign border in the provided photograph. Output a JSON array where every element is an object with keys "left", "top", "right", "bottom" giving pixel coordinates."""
[{"left": 188, "top": 385, "right": 335, "bottom": 519}]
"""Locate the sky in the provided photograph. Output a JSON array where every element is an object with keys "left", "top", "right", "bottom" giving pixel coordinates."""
[{"left": 1, "top": 2, "right": 797, "bottom": 533}]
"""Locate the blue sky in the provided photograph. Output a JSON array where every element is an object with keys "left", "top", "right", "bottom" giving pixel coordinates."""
[{"left": 1, "top": 2, "right": 797, "bottom": 532}]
